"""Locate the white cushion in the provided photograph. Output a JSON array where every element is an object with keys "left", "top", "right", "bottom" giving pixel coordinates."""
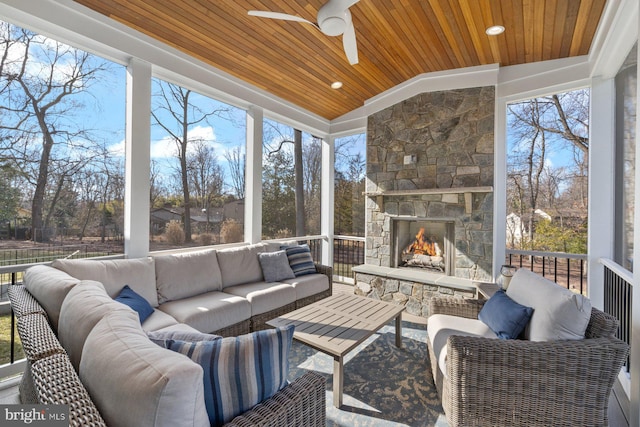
[
  {"left": 281, "top": 273, "right": 329, "bottom": 300},
  {"left": 506, "top": 268, "right": 592, "bottom": 341},
  {"left": 427, "top": 313, "right": 497, "bottom": 377},
  {"left": 79, "top": 310, "right": 209, "bottom": 427},
  {"left": 154, "top": 249, "right": 223, "bottom": 303},
  {"left": 224, "top": 282, "right": 296, "bottom": 316},
  {"left": 216, "top": 244, "right": 266, "bottom": 288},
  {"left": 23, "top": 265, "right": 79, "bottom": 332},
  {"left": 158, "top": 291, "right": 251, "bottom": 333},
  {"left": 58, "top": 280, "right": 132, "bottom": 371},
  {"left": 141, "top": 309, "right": 179, "bottom": 332},
  {"left": 52, "top": 257, "right": 158, "bottom": 307}
]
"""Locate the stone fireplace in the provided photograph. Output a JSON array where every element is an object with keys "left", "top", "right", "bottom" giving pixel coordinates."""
[{"left": 353, "top": 86, "right": 495, "bottom": 317}]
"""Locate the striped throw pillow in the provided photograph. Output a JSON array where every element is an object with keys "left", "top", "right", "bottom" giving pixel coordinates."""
[
  {"left": 166, "top": 325, "right": 294, "bottom": 427},
  {"left": 281, "top": 244, "right": 317, "bottom": 277}
]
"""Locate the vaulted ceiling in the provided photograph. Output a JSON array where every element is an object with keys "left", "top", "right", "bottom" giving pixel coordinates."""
[{"left": 73, "top": 0, "right": 607, "bottom": 120}]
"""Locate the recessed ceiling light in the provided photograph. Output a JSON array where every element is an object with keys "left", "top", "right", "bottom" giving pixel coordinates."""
[
  {"left": 486, "top": 25, "right": 505, "bottom": 36},
  {"left": 331, "top": 81, "right": 343, "bottom": 89}
]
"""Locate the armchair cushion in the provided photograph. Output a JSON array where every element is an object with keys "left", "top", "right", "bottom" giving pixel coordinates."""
[
  {"left": 506, "top": 268, "right": 591, "bottom": 341},
  {"left": 478, "top": 290, "right": 533, "bottom": 339}
]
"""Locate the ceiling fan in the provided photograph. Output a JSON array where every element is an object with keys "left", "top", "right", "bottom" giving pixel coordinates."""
[{"left": 248, "top": 0, "right": 360, "bottom": 65}]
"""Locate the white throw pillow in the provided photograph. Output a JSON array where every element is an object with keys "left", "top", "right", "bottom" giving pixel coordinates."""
[{"left": 506, "top": 268, "right": 591, "bottom": 341}]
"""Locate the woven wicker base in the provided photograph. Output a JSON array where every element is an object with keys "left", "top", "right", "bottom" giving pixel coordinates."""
[
  {"left": 213, "top": 319, "right": 251, "bottom": 337},
  {"left": 251, "top": 302, "right": 297, "bottom": 331}
]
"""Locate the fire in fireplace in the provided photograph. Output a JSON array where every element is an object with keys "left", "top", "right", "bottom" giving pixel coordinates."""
[
  {"left": 391, "top": 218, "right": 455, "bottom": 275},
  {"left": 402, "top": 227, "right": 445, "bottom": 271}
]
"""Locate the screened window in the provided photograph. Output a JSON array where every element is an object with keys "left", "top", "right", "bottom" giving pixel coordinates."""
[
  {"left": 262, "top": 120, "right": 321, "bottom": 239},
  {"left": 615, "top": 44, "right": 637, "bottom": 271},
  {"left": 334, "top": 133, "right": 366, "bottom": 237},
  {"left": 150, "top": 78, "right": 246, "bottom": 249},
  {"left": 0, "top": 20, "right": 125, "bottom": 252}
]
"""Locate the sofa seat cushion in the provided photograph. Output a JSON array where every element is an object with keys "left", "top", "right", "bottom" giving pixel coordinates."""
[
  {"left": 427, "top": 313, "right": 497, "bottom": 377},
  {"left": 281, "top": 273, "right": 329, "bottom": 300},
  {"left": 23, "top": 265, "right": 79, "bottom": 332},
  {"left": 59, "top": 280, "right": 133, "bottom": 371},
  {"left": 165, "top": 325, "right": 294, "bottom": 427},
  {"left": 224, "top": 282, "right": 296, "bottom": 316},
  {"left": 158, "top": 292, "right": 251, "bottom": 334},
  {"left": 154, "top": 249, "right": 223, "bottom": 303},
  {"left": 506, "top": 268, "right": 592, "bottom": 341},
  {"left": 52, "top": 257, "right": 158, "bottom": 307},
  {"left": 217, "top": 244, "right": 267, "bottom": 288},
  {"left": 79, "top": 310, "right": 209, "bottom": 427},
  {"left": 141, "top": 309, "right": 180, "bottom": 332}
]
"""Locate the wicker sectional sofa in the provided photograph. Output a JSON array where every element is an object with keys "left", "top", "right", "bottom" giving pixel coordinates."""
[
  {"left": 426, "top": 268, "right": 629, "bottom": 427},
  {"left": 10, "top": 242, "right": 331, "bottom": 426}
]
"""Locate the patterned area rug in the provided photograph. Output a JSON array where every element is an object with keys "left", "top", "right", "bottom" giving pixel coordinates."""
[{"left": 287, "top": 321, "right": 449, "bottom": 427}]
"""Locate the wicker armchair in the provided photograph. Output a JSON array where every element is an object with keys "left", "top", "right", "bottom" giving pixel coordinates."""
[{"left": 427, "top": 296, "right": 629, "bottom": 427}]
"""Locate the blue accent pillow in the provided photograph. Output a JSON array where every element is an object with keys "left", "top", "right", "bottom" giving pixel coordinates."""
[
  {"left": 478, "top": 290, "right": 534, "bottom": 340},
  {"left": 281, "top": 244, "right": 317, "bottom": 277},
  {"left": 166, "top": 325, "right": 295, "bottom": 427},
  {"left": 114, "top": 285, "right": 154, "bottom": 323}
]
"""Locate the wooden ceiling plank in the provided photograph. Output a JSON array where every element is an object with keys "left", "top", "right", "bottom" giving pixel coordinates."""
[
  {"left": 522, "top": 0, "right": 535, "bottom": 63},
  {"left": 542, "top": 0, "right": 558, "bottom": 61},
  {"left": 458, "top": 0, "right": 490, "bottom": 65},
  {"left": 446, "top": 0, "right": 481, "bottom": 67},
  {"left": 551, "top": 0, "right": 570, "bottom": 59},
  {"left": 427, "top": 0, "right": 471, "bottom": 67},
  {"left": 533, "top": 0, "right": 546, "bottom": 63},
  {"left": 579, "top": 0, "right": 607, "bottom": 55},
  {"left": 558, "top": 0, "right": 580, "bottom": 58},
  {"left": 418, "top": 1, "right": 460, "bottom": 70},
  {"left": 508, "top": 0, "right": 526, "bottom": 65}
]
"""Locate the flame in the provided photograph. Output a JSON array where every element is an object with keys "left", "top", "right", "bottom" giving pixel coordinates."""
[{"left": 404, "top": 228, "right": 438, "bottom": 256}]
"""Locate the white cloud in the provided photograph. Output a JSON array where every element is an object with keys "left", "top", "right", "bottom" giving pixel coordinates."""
[{"left": 151, "top": 125, "right": 218, "bottom": 159}]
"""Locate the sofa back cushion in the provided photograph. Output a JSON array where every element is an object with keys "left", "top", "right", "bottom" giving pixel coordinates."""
[
  {"left": 217, "top": 244, "right": 266, "bottom": 288},
  {"left": 154, "top": 249, "right": 223, "bottom": 303},
  {"left": 80, "top": 310, "right": 209, "bottom": 427},
  {"left": 506, "top": 268, "right": 592, "bottom": 341},
  {"left": 23, "top": 265, "right": 79, "bottom": 332},
  {"left": 58, "top": 280, "right": 133, "bottom": 371},
  {"left": 52, "top": 257, "right": 158, "bottom": 307}
]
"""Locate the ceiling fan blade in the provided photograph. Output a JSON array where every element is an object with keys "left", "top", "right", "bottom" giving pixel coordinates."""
[
  {"left": 342, "top": 21, "right": 359, "bottom": 65},
  {"left": 248, "top": 10, "right": 316, "bottom": 27}
]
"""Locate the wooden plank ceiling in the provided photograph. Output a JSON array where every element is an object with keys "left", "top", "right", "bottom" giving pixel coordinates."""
[{"left": 73, "top": 0, "right": 607, "bottom": 120}]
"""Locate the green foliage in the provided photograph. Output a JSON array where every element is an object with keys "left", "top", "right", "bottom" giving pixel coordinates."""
[
  {"left": 0, "top": 171, "right": 20, "bottom": 224},
  {"left": 532, "top": 219, "right": 587, "bottom": 254},
  {"left": 261, "top": 150, "right": 295, "bottom": 238}
]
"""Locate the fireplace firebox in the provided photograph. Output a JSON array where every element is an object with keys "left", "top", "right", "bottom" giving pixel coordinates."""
[{"left": 391, "top": 217, "right": 456, "bottom": 276}]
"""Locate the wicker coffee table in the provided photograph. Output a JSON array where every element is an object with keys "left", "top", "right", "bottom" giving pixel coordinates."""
[{"left": 267, "top": 293, "right": 405, "bottom": 407}]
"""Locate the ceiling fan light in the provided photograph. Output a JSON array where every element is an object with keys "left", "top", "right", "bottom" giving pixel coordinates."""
[
  {"left": 331, "top": 81, "right": 343, "bottom": 89},
  {"left": 486, "top": 25, "right": 505, "bottom": 36},
  {"left": 320, "top": 16, "right": 346, "bottom": 36}
]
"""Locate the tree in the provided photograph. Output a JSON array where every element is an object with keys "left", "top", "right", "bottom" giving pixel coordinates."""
[
  {"left": 224, "top": 146, "right": 245, "bottom": 199},
  {"left": 151, "top": 80, "right": 231, "bottom": 243},
  {"left": 506, "top": 89, "right": 589, "bottom": 252},
  {"left": 0, "top": 166, "right": 20, "bottom": 225},
  {"left": 187, "top": 139, "right": 224, "bottom": 233},
  {"left": 0, "top": 23, "right": 111, "bottom": 241},
  {"left": 262, "top": 149, "right": 295, "bottom": 238}
]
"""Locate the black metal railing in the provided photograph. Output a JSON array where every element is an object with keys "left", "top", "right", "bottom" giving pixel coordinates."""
[
  {"left": 602, "top": 260, "right": 632, "bottom": 372},
  {"left": 333, "top": 236, "right": 364, "bottom": 283},
  {"left": 506, "top": 249, "right": 588, "bottom": 295}
]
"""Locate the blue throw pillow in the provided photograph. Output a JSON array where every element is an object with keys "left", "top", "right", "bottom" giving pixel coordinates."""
[
  {"left": 281, "top": 244, "right": 317, "bottom": 277},
  {"left": 114, "top": 285, "right": 154, "bottom": 323},
  {"left": 166, "top": 325, "right": 295, "bottom": 427},
  {"left": 478, "top": 290, "right": 533, "bottom": 340}
]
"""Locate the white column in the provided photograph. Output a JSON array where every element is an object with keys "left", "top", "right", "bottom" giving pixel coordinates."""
[
  {"left": 245, "top": 106, "right": 263, "bottom": 244},
  {"left": 492, "top": 92, "right": 507, "bottom": 281},
  {"left": 124, "top": 58, "right": 151, "bottom": 258},
  {"left": 588, "top": 77, "right": 616, "bottom": 309},
  {"left": 321, "top": 135, "right": 335, "bottom": 266},
  {"left": 630, "top": 35, "right": 640, "bottom": 427}
]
